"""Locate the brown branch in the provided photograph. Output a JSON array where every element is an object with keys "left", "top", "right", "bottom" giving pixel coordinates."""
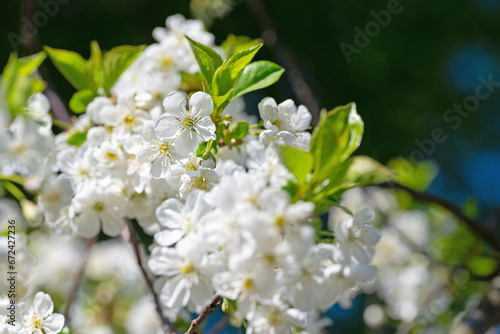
[
  {"left": 64, "top": 235, "right": 98, "bottom": 326},
  {"left": 378, "top": 181, "right": 500, "bottom": 254},
  {"left": 451, "top": 275, "right": 500, "bottom": 334},
  {"left": 185, "top": 295, "right": 223, "bottom": 334},
  {"left": 124, "top": 220, "right": 176, "bottom": 334},
  {"left": 244, "top": 0, "right": 320, "bottom": 124}
]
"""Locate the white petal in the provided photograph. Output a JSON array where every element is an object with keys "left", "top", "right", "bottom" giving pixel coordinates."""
[
  {"left": 162, "top": 91, "right": 187, "bottom": 118},
  {"left": 101, "top": 213, "right": 125, "bottom": 237},
  {"left": 151, "top": 159, "right": 164, "bottom": 179},
  {"left": 34, "top": 292, "right": 53, "bottom": 318},
  {"left": 140, "top": 121, "right": 157, "bottom": 141},
  {"left": 43, "top": 314, "right": 65, "bottom": 334},
  {"left": 154, "top": 229, "right": 185, "bottom": 246},
  {"left": 75, "top": 214, "right": 100, "bottom": 238},
  {"left": 190, "top": 278, "right": 213, "bottom": 307},
  {"left": 174, "top": 130, "right": 198, "bottom": 156},
  {"left": 291, "top": 105, "right": 312, "bottom": 131},
  {"left": 190, "top": 92, "right": 213, "bottom": 117},
  {"left": 194, "top": 117, "right": 216, "bottom": 141},
  {"left": 258, "top": 97, "right": 277, "bottom": 121},
  {"left": 155, "top": 114, "right": 181, "bottom": 139}
]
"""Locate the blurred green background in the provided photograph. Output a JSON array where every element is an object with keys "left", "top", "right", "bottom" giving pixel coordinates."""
[{"left": 1, "top": 0, "right": 499, "bottom": 209}]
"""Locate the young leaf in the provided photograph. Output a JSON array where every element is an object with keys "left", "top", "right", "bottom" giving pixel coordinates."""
[
  {"left": 185, "top": 36, "right": 223, "bottom": 88},
  {"left": 211, "top": 66, "right": 233, "bottom": 96},
  {"left": 345, "top": 156, "right": 395, "bottom": 186},
  {"left": 221, "top": 34, "right": 263, "bottom": 58},
  {"left": 102, "top": 44, "right": 145, "bottom": 92},
  {"left": 230, "top": 61, "right": 284, "bottom": 99},
  {"left": 69, "top": 89, "right": 95, "bottom": 113},
  {"left": 44, "top": 46, "right": 93, "bottom": 90},
  {"left": 212, "top": 44, "right": 263, "bottom": 96},
  {"left": 15, "top": 52, "right": 47, "bottom": 75},
  {"left": 282, "top": 146, "right": 314, "bottom": 186},
  {"left": 228, "top": 121, "right": 249, "bottom": 140},
  {"left": 310, "top": 102, "right": 363, "bottom": 183},
  {"left": 223, "top": 43, "right": 262, "bottom": 83},
  {"left": 211, "top": 89, "right": 233, "bottom": 109},
  {"left": 67, "top": 131, "right": 87, "bottom": 146},
  {"left": 87, "top": 41, "right": 103, "bottom": 93}
]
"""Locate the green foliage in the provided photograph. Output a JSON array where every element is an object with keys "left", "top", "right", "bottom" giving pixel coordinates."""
[
  {"left": 388, "top": 157, "right": 439, "bottom": 191},
  {"left": 228, "top": 121, "right": 249, "bottom": 140},
  {"left": 45, "top": 42, "right": 145, "bottom": 113},
  {"left": 221, "top": 34, "right": 263, "bottom": 58},
  {"left": 1, "top": 52, "right": 47, "bottom": 116},
  {"left": 69, "top": 89, "right": 95, "bottom": 113},
  {"left": 186, "top": 36, "right": 223, "bottom": 89},
  {"left": 466, "top": 257, "right": 499, "bottom": 277},
  {"left": 186, "top": 38, "right": 283, "bottom": 115},
  {"left": 282, "top": 179, "right": 298, "bottom": 199},
  {"left": 229, "top": 61, "right": 284, "bottom": 100},
  {"left": 345, "top": 155, "right": 395, "bottom": 185},
  {"left": 67, "top": 131, "right": 87, "bottom": 147},
  {"left": 58, "top": 327, "right": 71, "bottom": 334},
  {"left": 44, "top": 46, "right": 92, "bottom": 91},
  {"left": 311, "top": 103, "right": 363, "bottom": 184},
  {"left": 282, "top": 146, "right": 314, "bottom": 186},
  {"left": 221, "top": 298, "right": 237, "bottom": 313},
  {"left": 102, "top": 45, "right": 144, "bottom": 92}
]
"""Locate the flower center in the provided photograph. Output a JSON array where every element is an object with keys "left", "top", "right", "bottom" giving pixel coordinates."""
[
  {"left": 181, "top": 263, "right": 194, "bottom": 274},
  {"left": 93, "top": 202, "right": 104, "bottom": 211},
  {"left": 183, "top": 116, "right": 196, "bottom": 128},
  {"left": 105, "top": 151, "right": 119, "bottom": 161},
  {"left": 161, "top": 56, "right": 173, "bottom": 69},
  {"left": 123, "top": 114, "right": 138, "bottom": 128},
  {"left": 12, "top": 142, "right": 27, "bottom": 154},
  {"left": 242, "top": 277, "right": 255, "bottom": 291}
]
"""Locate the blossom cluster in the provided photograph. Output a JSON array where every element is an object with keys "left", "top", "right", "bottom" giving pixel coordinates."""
[{"left": 0, "top": 14, "right": 382, "bottom": 333}]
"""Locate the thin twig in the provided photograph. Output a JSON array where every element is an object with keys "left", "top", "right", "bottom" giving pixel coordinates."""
[
  {"left": 125, "top": 220, "right": 176, "bottom": 334},
  {"left": 64, "top": 235, "right": 98, "bottom": 326},
  {"left": 378, "top": 181, "right": 500, "bottom": 254},
  {"left": 185, "top": 295, "right": 223, "bottom": 334},
  {"left": 244, "top": 0, "right": 320, "bottom": 124}
]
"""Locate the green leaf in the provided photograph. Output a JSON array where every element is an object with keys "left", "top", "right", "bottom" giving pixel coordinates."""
[
  {"left": 345, "top": 156, "right": 395, "bottom": 186},
  {"left": 282, "top": 179, "right": 298, "bottom": 199},
  {"left": 212, "top": 44, "right": 262, "bottom": 96},
  {"left": 388, "top": 157, "right": 438, "bottom": 191},
  {"left": 466, "top": 257, "right": 499, "bottom": 277},
  {"left": 185, "top": 36, "right": 223, "bottom": 88},
  {"left": 1, "top": 52, "right": 47, "bottom": 116},
  {"left": 310, "top": 103, "right": 364, "bottom": 183},
  {"left": 67, "top": 131, "right": 87, "bottom": 147},
  {"left": 69, "top": 89, "right": 95, "bottom": 113},
  {"left": 15, "top": 51, "right": 47, "bottom": 75},
  {"left": 228, "top": 121, "right": 249, "bottom": 140},
  {"left": 58, "top": 326, "right": 71, "bottom": 334},
  {"left": 102, "top": 44, "right": 145, "bottom": 92},
  {"left": 221, "top": 34, "right": 263, "bottom": 58},
  {"left": 230, "top": 61, "right": 284, "bottom": 99},
  {"left": 282, "top": 146, "right": 314, "bottom": 185},
  {"left": 87, "top": 40, "right": 103, "bottom": 93},
  {"left": 44, "top": 46, "right": 93, "bottom": 90},
  {"left": 211, "top": 89, "right": 233, "bottom": 109},
  {"left": 224, "top": 44, "right": 262, "bottom": 84},
  {"left": 211, "top": 66, "right": 233, "bottom": 96}
]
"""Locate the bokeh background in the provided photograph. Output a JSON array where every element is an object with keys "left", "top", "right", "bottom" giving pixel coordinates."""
[{"left": 1, "top": 0, "right": 500, "bottom": 333}]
